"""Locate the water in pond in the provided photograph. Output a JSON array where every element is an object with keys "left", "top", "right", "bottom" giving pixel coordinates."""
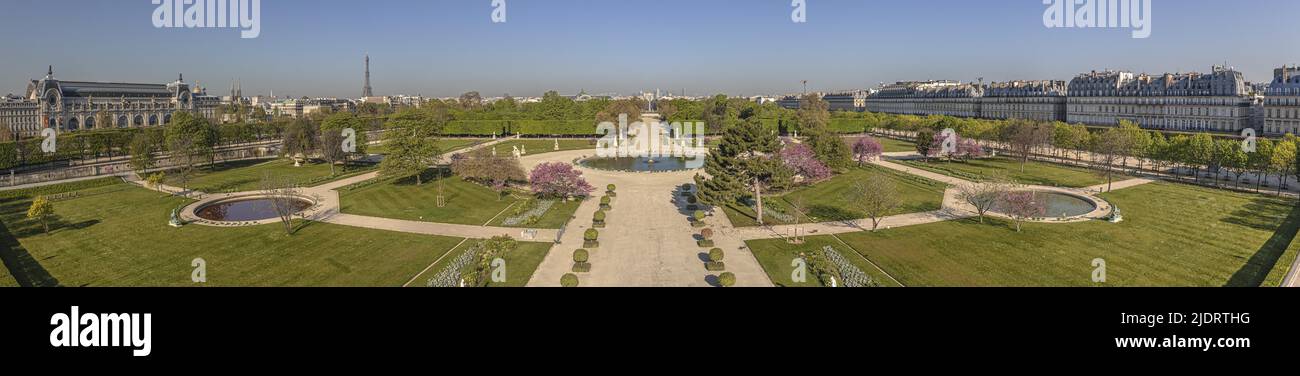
[
  {"left": 196, "top": 198, "right": 312, "bottom": 222},
  {"left": 1036, "top": 192, "right": 1096, "bottom": 218},
  {"left": 580, "top": 157, "right": 704, "bottom": 172}
]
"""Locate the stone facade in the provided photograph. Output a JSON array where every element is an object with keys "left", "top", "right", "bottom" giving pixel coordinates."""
[
  {"left": 1, "top": 67, "right": 218, "bottom": 137},
  {"left": 981, "top": 80, "right": 1068, "bottom": 122},
  {"left": 1066, "top": 66, "right": 1252, "bottom": 133},
  {"left": 865, "top": 81, "right": 984, "bottom": 118},
  {"left": 1265, "top": 66, "right": 1300, "bottom": 136}
]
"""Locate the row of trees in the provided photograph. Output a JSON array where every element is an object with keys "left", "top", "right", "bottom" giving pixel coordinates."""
[{"left": 901, "top": 114, "right": 1300, "bottom": 195}]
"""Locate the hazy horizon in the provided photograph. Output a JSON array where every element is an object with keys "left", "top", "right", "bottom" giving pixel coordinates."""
[{"left": 2, "top": 0, "right": 1298, "bottom": 98}]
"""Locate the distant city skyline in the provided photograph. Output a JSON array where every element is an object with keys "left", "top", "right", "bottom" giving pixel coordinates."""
[{"left": 2, "top": 0, "right": 1300, "bottom": 98}]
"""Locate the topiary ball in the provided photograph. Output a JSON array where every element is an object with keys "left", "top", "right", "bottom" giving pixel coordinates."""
[
  {"left": 573, "top": 249, "right": 589, "bottom": 263},
  {"left": 718, "top": 272, "right": 736, "bottom": 287},
  {"left": 709, "top": 248, "right": 725, "bottom": 262},
  {"left": 584, "top": 229, "right": 599, "bottom": 241},
  {"left": 561, "top": 273, "right": 579, "bottom": 287}
]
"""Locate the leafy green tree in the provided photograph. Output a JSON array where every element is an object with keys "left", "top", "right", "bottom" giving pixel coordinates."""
[
  {"left": 128, "top": 132, "right": 156, "bottom": 178},
  {"left": 27, "top": 196, "right": 54, "bottom": 234},
  {"left": 1185, "top": 133, "right": 1215, "bottom": 183},
  {"left": 1249, "top": 138, "right": 1274, "bottom": 192},
  {"left": 164, "top": 112, "right": 215, "bottom": 188},
  {"left": 320, "top": 112, "right": 366, "bottom": 175},
  {"left": 695, "top": 118, "right": 789, "bottom": 225},
  {"left": 1218, "top": 139, "right": 1249, "bottom": 189},
  {"left": 1272, "top": 138, "right": 1297, "bottom": 194},
  {"left": 914, "top": 128, "right": 936, "bottom": 160},
  {"left": 379, "top": 107, "right": 445, "bottom": 185}
]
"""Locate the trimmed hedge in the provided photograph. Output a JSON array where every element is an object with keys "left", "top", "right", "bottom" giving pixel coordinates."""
[{"left": 561, "top": 273, "right": 580, "bottom": 287}]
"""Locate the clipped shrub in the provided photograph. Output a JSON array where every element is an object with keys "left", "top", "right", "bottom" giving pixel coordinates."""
[
  {"left": 718, "top": 272, "right": 736, "bottom": 287},
  {"left": 584, "top": 229, "right": 600, "bottom": 248},
  {"left": 573, "top": 249, "right": 590, "bottom": 263},
  {"left": 600, "top": 196, "right": 612, "bottom": 209},
  {"left": 572, "top": 263, "right": 592, "bottom": 273},
  {"left": 705, "top": 261, "right": 727, "bottom": 272},
  {"left": 561, "top": 273, "right": 580, "bottom": 287},
  {"left": 593, "top": 210, "right": 607, "bottom": 227},
  {"left": 697, "top": 228, "right": 715, "bottom": 248},
  {"left": 606, "top": 184, "right": 617, "bottom": 197},
  {"left": 709, "top": 248, "right": 725, "bottom": 262},
  {"left": 686, "top": 196, "right": 699, "bottom": 210}
]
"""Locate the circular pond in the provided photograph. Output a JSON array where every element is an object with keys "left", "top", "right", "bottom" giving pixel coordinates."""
[
  {"left": 1024, "top": 191, "right": 1097, "bottom": 218},
  {"left": 580, "top": 157, "right": 704, "bottom": 172},
  {"left": 196, "top": 198, "right": 313, "bottom": 222}
]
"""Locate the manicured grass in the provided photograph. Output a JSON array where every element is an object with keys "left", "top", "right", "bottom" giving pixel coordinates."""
[
  {"left": 405, "top": 240, "right": 553, "bottom": 287},
  {"left": 0, "top": 182, "right": 465, "bottom": 287},
  {"left": 898, "top": 156, "right": 1126, "bottom": 188},
  {"left": 340, "top": 170, "right": 579, "bottom": 228},
  {"left": 876, "top": 136, "right": 917, "bottom": 153},
  {"left": 819, "top": 182, "right": 1300, "bottom": 287},
  {"left": 723, "top": 165, "right": 948, "bottom": 227},
  {"left": 368, "top": 138, "right": 483, "bottom": 155},
  {"left": 746, "top": 236, "right": 902, "bottom": 287},
  {"left": 490, "top": 139, "right": 595, "bottom": 156},
  {"left": 167, "top": 158, "right": 370, "bottom": 193}
]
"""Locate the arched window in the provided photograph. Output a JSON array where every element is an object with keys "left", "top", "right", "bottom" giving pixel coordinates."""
[
  {"left": 85, "top": 116, "right": 96, "bottom": 129},
  {"left": 133, "top": 115, "right": 144, "bottom": 127},
  {"left": 118, "top": 116, "right": 128, "bottom": 128},
  {"left": 67, "top": 117, "right": 80, "bottom": 131},
  {"left": 164, "top": 114, "right": 172, "bottom": 124},
  {"left": 149, "top": 114, "right": 159, "bottom": 126}
]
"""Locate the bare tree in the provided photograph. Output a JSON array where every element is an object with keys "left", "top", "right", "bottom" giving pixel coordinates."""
[
  {"left": 845, "top": 178, "right": 901, "bottom": 232},
  {"left": 318, "top": 128, "right": 344, "bottom": 176},
  {"left": 1093, "top": 128, "right": 1132, "bottom": 192},
  {"left": 260, "top": 172, "right": 304, "bottom": 235},
  {"left": 956, "top": 176, "right": 1011, "bottom": 224},
  {"left": 999, "top": 190, "right": 1045, "bottom": 233},
  {"left": 1002, "top": 119, "right": 1051, "bottom": 172}
]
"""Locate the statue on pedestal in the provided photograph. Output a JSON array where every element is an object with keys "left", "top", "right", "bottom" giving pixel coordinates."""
[{"left": 169, "top": 207, "right": 184, "bottom": 227}]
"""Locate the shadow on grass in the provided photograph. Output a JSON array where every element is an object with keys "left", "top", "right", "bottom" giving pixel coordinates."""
[
  {"left": 387, "top": 167, "right": 452, "bottom": 187},
  {"left": 0, "top": 218, "right": 60, "bottom": 287},
  {"left": 1225, "top": 202, "right": 1300, "bottom": 287}
]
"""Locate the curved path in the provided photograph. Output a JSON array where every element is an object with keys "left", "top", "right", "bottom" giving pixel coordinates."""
[{"left": 129, "top": 142, "right": 1156, "bottom": 288}]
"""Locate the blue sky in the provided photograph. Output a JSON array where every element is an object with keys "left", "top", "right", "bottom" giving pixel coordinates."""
[{"left": 1, "top": 0, "right": 1298, "bottom": 98}]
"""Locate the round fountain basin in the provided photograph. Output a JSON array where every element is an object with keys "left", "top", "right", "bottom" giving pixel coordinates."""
[
  {"left": 579, "top": 157, "right": 704, "bottom": 172},
  {"left": 196, "top": 197, "right": 313, "bottom": 222}
]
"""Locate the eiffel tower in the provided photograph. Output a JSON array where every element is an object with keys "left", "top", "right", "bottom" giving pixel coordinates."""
[{"left": 362, "top": 54, "right": 374, "bottom": 98}]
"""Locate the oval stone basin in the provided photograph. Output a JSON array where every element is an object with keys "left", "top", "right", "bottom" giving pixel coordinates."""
[{"left": 196, "top": 198, "right": 313, "bottom": 222}]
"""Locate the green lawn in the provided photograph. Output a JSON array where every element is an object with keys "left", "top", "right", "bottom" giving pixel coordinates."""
[
  {"left": 898, "top": 157, "right": 1126, "bottom": 188},
  {"left": 490, "top": 139, "right": 595, "bottom": 156},
  {"left": 340, "top": 170, "right": 580, "bottom": 228},
  {"left": 167, "top": 158, "right": 371, "bottom": 193},
  {"left": 405, "top": 240, "right": 553, "bottom": 287},
  {"left": 0, "top": 181, "right": 465, "bottom": 287},
  {"left": 367, "top": 138, "right": 483, "bottom": 155},
  {"left": 878, "top": 137, "right": 917, "bottom": 153},
  {"left": 723, "top": 165, "right": 948, "bottom": 227},
  {"left": 746, "top": 236, "right": 902, "bottom": 287},
  {"left": 811, "top": 182, "right": 1300, "bottom": 287}
]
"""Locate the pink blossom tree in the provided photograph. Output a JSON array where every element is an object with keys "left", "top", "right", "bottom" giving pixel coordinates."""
[
  {"left": 955, "top": 138, "right": 986, "bottom": 161},
  {"left": 851, "top": 137, "right": 884, "bottom": 166},
  {"left": 529, "top": 162, "right": 595, "bottom": 200},
  {"left": 999, "top": 191, "right": 1045, "bottom": 232},
  {"left": 780, "top": 143, "right": 832, "bottom": 182}
]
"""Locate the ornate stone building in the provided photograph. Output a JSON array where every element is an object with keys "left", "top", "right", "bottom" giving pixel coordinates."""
[
  {"left": 1265, "top": 66, "right": 1300, "bottom": 136},
  {"left": 824, "top": 90, "right": 869, "bottom": 112},
  {"left": 866, "top": 81, "right": 984, "bottom": 118},
  {"left": 980, "top": 80, "right": 1068, "bottom": 122},
  {"left": 1, "top": 67, "right": 218, "bottom": 137},
  {"left": 1066, "top": 66, "right": 1252, "bottom": 133}
]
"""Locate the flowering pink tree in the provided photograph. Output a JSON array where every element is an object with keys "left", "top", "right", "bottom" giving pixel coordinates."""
[
  {"left": 529, "top": 162, "right": 595, "bottom": 200},
  {"left": 780, "top": 143, "right": 832, "bottom": 182},
  {"left": 851, "top": 137, "right": 884, "bottom": 166},
  {"left": 955, "top": 138, "right": 986, "bottom": 161},
  {"left": 999, "top": 191, "right": 1045, "bottom": 232},
  {"left": 926, "top": 131, "right": 951, "bottom": 160}
]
